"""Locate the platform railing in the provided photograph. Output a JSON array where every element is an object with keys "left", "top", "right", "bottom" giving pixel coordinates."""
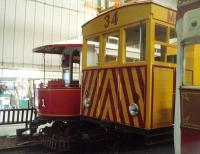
[{"left": 0, "top": 108, "right": 37, "bottom": 125}]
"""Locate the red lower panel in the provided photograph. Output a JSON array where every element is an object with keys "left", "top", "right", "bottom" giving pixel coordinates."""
[
  {"left": 181, "top": 128, "right": 200, "bottom": 154},
  {"left": 38, "top": 87, "right": 80, "bottom": 117}
]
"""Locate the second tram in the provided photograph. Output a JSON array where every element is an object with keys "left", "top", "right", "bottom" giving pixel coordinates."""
[
  {"left": 30, "top": 40, "right": 82, "bottom": 137},
  {"left": 82, "top": 0, "right": 177, "bottom": 133},
  {"left": 175, "top": 1, "right": 200, "bottom": 154}
]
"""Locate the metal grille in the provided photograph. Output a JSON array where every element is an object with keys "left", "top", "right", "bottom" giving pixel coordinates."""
[{"left": 0, "top": 108, "right": 37, "bottom": 125}]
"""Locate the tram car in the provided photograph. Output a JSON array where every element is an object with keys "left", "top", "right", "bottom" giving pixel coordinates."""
[
  {"left": 30, "top": 1, "right": 178, "bottom": 151},
  {"left": 81, "top": 0, "right": 177, "bottom": 136},
  {"left": 175, "top": 1, "right": 200, "bottom": 154},
  {"left": 30, "top": 40, "right": 82, "bottom": 134}
]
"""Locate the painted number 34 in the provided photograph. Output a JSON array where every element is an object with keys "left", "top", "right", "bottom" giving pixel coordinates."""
[{"left": 104, "top": 11, "right": 118, "bottom": 28}]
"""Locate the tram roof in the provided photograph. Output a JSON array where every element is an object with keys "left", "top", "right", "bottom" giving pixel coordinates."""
[
  {"left": 33, "top": 39, "right": 82, "bottom": 54},
  {"left": 82, "top": 0, "right": 176, "bottom": 28}
]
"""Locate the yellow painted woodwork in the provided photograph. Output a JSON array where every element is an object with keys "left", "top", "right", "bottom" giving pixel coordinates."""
[
  {"left": 152, "top": 67, "right": 174, "bottom": 128},
  {"left": 82, "top": 2, "right": 177, "bottom": 130},
  {"left": 167, "top": 46, "right": 176, "bottom": 56},
  {"left": 184, "top": 44, "right": 200, "bottom": 86}
]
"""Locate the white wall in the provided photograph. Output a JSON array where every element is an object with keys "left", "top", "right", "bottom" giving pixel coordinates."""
[{"left": 0, "top": 0, "right": 97, "bottom": 74}]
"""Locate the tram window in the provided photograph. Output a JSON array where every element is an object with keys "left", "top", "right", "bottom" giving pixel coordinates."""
[
  {"left": 125, "top": 24, "right": 146, "bottom": 62},
  {"left": 154, "top": 44, "right": 166, "bottom": 62},
  {"left": 86, "top": 36, "right": 99, "bottom": 67},
  {"left": 72, "top": 63, "right": 79, "bottom": 81},
  {"left": 167, "top": 55, "right": 176, "bottom": 63},
  {"left": 169, "top": 28, "right": 177, "bottom": 45},
  {"left": 183, "top": 44, "right": 200, "bottom": 86},
  {"left": 104, "top": 32, "right": 119, "bottom": 62},
  {"left": 63, "top": 69, "right": 70, "bottom": 86},
  {"left": 155, "top": 24, "right": 167, "bottom": 42}
]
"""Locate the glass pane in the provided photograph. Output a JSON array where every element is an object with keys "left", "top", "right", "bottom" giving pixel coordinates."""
[
  {"left": 63, "top": 69, "right": 70, "bottom": 86},
  {"left": 167, "top": 55, "right": 176, "bottom": 63},
  {"left": 155, "top": 24, "right": 167, "bottom": 42},
  {"left": 125, "top": 24, "right": 146, "bottom": 62},
  {"left": 169, "top": 28, "right": 177, "bottom": 45},
  {"left": 86, "top": 36, "right": 99, "bottom": 67},
  {"left": 155, "top": 45, "right": 176, "bottom": 63},
  {"left": 183, "top": 44, "right": 200, "bottom": 86},
  {"left": 166, "top": 46, "right": 177, "bottom": 64},
  {"left": 154, "top": 44, "right": 166, "bottom": 62},
  {"left": 72, "top": 63, "right": 80, "bottom": 80},
  {"left": 104, "top": 32, "right": 119, "bottom": 62}
]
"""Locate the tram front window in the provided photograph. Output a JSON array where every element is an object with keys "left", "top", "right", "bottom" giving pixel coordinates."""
[
  {"left": 104, "top": 32, "right": 119, "bottom": 62},
  {"left": 86, "top": 36, "right": 100, "bottom": 67},
  {"left": 183, "top": 44, "right": 200, "bottom": 86},
  {"left": 125, "top": 24, "right": 146, "bottom": 62}
]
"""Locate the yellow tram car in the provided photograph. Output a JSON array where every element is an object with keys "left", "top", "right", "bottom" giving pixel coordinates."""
[{"left": 81, "top": 1, "right": 177, "bottom": 131}]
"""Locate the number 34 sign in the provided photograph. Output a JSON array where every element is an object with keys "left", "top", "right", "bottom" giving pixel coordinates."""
[{"left": 104, "top": 11, "right": 118, "bottom": 28}]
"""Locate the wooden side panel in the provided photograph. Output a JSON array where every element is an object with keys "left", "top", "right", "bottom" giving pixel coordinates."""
[
  {"left": 81, "top": 69, "right": 99, "bottom": 118},
  {"left": 82, "top": 65, "right": 147, "bottom": 128},
  {"left": 118, "top": 66, "right": 146, "bottom": 128},
  {"left": 152, "top": 66, "right": 175, "bottom": 128},
  {"left": 38, "top": 88, "right": 80, "bottom": 117},
  {"left": 180, "top": 88, "right": 200, "bottom": 130},
  {"left": 181, "top": 88, "right": 200, "bottom": 154}
]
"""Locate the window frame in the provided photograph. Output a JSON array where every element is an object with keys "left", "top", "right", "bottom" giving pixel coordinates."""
[
  {"left": 154, "top": 21, "right": 177, "bottom": 64},
  {"left": 102, "top": 30, "right": 120, "bottom": 66},
  {"left": 85, "top": 35, "right": 101, "bottom": 68},
  {"left": 123, "top": 22, "right": 147, "bottom": 63}
]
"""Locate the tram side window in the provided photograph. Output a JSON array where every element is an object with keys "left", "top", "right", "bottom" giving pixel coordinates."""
[
  {"left": 155, "top": 24, "right": 167, "bottom": 42},
  {"left": 154, "top": 24, "right": 177, "bottom": 63},
  {"left": 183, "top": 44, "right": 200, "bottom": 86},
  {"left": 154, "top": 44, "right": 166, "bottom": 62},
  {"left": 167, "top": 55, "right": 176, "bottom": 63},
  {"left": 104, "top": 32, "right": 119, "bottom": 63},
  {"left": 125, "top": 24, "right": 146, "bottom": 62},
  {"left": 169, "top": 28, "right": 177, "bottom": 45},
  {"left": 86, "top": 36, "right": 100, "bottom": 67},
  {"left": 72, "top": 63, "right": 79, "bottom": 80},
  {"left": 167, "top": 28, "right": 177, "bottom": 63},
  {"left": 154, "top": 24, "right": 167, "bottom": 62}
]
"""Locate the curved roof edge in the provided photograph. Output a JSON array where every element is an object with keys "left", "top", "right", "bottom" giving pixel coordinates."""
[
  {"left": 33, "top": 39, "right": 82, "bottom": 54},
  {"left": 82, "top": 0, "right": 176, "bottom": 28}
]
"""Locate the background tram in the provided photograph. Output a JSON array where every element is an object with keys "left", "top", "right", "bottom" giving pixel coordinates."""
[
  {"left": 81, "top": 1, "right": 177, "bottom": 133},
  {"left": 175, "top": 1, "right": 200, "bottom": 154},
  {"left": 31, "top": 40, "right": 81, "bottom": 134}
]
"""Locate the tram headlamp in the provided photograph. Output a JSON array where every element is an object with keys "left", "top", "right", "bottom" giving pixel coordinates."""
[
  {"left": 84, "top": 90, "right": 90, "bottom": 108},
  {"left": 129, "top": 103, "right": 139, "bottom": 116},
  {"left": 84, "top": 97, "right": 91, "bottom": 108}
]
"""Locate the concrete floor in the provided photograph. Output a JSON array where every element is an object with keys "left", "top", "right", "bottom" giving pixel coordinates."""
[{"left": 0, "top": 124, "right": 25, "bottom": 136}]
